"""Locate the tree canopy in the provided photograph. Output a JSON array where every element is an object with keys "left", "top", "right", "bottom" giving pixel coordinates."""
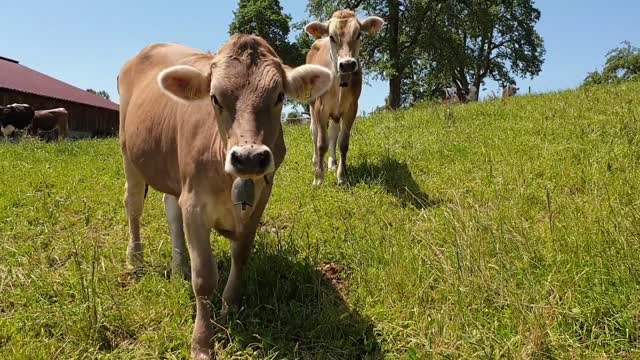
[
  {"left": 584, "top": 41, "right": 640, "bottom": 86},
  {"left": 86, "top": 89, "right": 111, "bottom": 100},
  {"left": 307, "top": 0, "right": 545, "bottom": 108}
]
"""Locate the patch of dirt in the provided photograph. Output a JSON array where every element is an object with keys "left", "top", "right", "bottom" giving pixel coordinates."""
[{"left": 318, "top": 262, "right": 349, "bottom": 296}]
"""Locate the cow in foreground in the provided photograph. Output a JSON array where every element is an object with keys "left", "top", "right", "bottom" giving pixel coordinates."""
[
  {"left": 118, "top": 35, "right": 331, "bottom": 358},
  {"left": 503, "top": 84, "right": 519, "bottom": 98},
  {"left": 30, "top": 108, "right": 70, "bottom": 140},
  {"left": 305, "top": 10, "right": 384, "bottom": 185},
  {"left": 0, "top": 104, "right": 34, "bottom": 137}
]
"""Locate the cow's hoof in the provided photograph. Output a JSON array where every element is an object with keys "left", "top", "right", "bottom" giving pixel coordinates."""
[
  {"left": 312, "top": 178, "right": 323, "bottom": 186},
  {"left": 191, "top": 347, "right": 214, "bottom": 360}
]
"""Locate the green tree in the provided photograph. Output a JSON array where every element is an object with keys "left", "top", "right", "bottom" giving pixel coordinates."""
[
  {"left": 584, "top": 41, "right": 640, "bottom": 86},
  {"left": 230, "top": 0, "right": 305, "bottom": 65},
  {"left": 307, "top": 0, "right": 545, "bottom": 107},
  {"left": 86, "top": 89, "right": 111, "bottom": 100}
]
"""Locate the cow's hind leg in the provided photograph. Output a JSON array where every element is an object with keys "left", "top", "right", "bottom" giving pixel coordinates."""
[
  {"left": 163, "top": 194, "right": 190, "bottom": 279},
  {"left": 123, "top": 158, "right": 146, "bottom": 271},
  {"left": 328, "top": 119, "right": 340, "bottom": 171},
  {"left": 180, "top": 194, "right": 218, "bottom": 359}
]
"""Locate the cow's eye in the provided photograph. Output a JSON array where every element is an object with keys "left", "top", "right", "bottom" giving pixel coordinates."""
[
  {"left": 330, "top": 35, "right": 336, "bottom": 43},
  {"left": 212, "top": 95, "right": 222, "bottom": 109},
  {"left": 276, "top": 93, "right": 285, "bottom": 105}
]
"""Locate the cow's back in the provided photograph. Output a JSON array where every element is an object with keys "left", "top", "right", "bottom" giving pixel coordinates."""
[{"left": 118, "top": 43, "right": 218, "bottom": 196}]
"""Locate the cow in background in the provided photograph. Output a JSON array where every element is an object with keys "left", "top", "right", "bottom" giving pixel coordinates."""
[
  {"left": 503, "top": 84, "right": 519, "bottom": 98},
  {"left": 0, "top": 104, "right": 34, "bottom": 137},
  {"left": 305, "top": 10, "right": 385, "bottom": 185},
  {"left": 30, "top": 108, "right": 70, "bottom": 140}
]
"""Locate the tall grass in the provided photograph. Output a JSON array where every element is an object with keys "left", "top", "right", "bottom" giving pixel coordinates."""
[{"left": 1, "top": 82, "right": 639, "bottom": 358}]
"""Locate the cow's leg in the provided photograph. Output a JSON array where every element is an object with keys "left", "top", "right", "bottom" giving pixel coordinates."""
[
  {"left": 222, "top": 184, "right": 271, "bottom": 314},
  {"left": 328, "top": 119, "right": 340, "bottom": 171},
  {"left": 337, "top": 111, "right": 356, "bottom": 185},
  {"left": 310, "top": 106, "right": 318, "bottom": 167},
  {"left": 311, "top": 105, "right": 329, "bottom": 186},
  {"left": 123, "top": 157, "right": 146, "bottom": 270},
  {"left": 163, "top": 194, "right": 190, "bottom": 279},
  {"left": 181, "top": 194, "right": 218, "bottom": 360}
]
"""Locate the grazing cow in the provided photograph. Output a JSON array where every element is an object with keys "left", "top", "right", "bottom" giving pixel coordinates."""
[
  {"left": 29, "top": 108, "right": 70, "bottom": 140},
  {"left": 118, "top": 35, "right": 331, "bottom": 358},
  {"left": 305, "top": 10, "right": 384, "bottom": 185},
  {"left": 503, "top": 84, "right": 519, "bottom": 98},
  {"left": 0, "top": 104, "right": 34, "bottom": 137}
]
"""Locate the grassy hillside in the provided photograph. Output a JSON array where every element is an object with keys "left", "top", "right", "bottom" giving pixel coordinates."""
[{"left": 1, "top": 82, "right": 639, "bottom": 359}]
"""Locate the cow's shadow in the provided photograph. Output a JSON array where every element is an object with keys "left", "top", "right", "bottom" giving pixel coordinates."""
[
  {"left": 213, "top": 244, "right": 383, "bottom": 359},
  {"left": 347, "top": 156, "right": 438, "bottom": 210}
]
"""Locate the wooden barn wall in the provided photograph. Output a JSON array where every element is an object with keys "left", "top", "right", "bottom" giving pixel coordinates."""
[{"left": 0, "top": 89, "right": 119, "bottom": 135}]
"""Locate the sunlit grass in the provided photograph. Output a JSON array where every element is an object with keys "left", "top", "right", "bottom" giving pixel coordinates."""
[{"left": 1, "top": 82, "right": 639, "bottom": 358}]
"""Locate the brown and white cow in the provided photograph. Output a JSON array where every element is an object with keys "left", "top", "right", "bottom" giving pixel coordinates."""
[
  {"left": 305, "top": 10, "right": 384, "bottom": 185},
  {"left": 30, "top": 108, "right": 70, "bottom": 140},
  {"left": 502, "top": 84, "right": 519, "bottom": 98},
  {"left": 118, "top": 35, "right": 331, "bottom": 359}
]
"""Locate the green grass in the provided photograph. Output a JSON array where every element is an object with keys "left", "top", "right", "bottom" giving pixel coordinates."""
[{"left": 2, "top": 82, "right": 640, "bottom": 359}]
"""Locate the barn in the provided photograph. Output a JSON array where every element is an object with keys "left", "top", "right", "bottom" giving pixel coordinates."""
[{"left": 0, "top": 56, "right": 119, "bottom": 137}]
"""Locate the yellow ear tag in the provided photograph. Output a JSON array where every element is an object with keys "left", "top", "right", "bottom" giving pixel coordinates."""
[{"left": 304, "top": 83, "right": 312, "bottom": 100}]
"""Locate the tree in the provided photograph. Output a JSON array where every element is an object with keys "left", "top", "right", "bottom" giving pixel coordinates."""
[
  {"left": 86, "top": 89, "right": 111, "bottom": 100},
  {"left": 584, "top": 41, "right": 640, "bottom": 86},
  {"left": 307, "top": 0, "right": 545, "bottom": 107},
  {"left": 230, "top": 0, "right": 305, "bottom": 66}
]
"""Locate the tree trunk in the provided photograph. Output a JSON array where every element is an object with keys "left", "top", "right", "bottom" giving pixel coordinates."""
[{"left": 387, "top": 0, "right": 401, "bottom": 109}]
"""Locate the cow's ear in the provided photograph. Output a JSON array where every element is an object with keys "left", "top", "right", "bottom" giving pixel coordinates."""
[
  {"left": 305, "top": 21, "right": 329, "bottom": 39},
  {"left": 284, "top": 64, "right": 333, "bottom": 101},
  {"left": 360, "top": 16, "right": 385, "bottom": 35},
  {"left": 158, "top": 65, "right": 211, "bottom": 102}
]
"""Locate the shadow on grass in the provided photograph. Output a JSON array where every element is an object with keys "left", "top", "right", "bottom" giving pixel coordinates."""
[
  {"left": 215, "top": 245, "right": 383, "bottom": 359},
  {"left": 348, "top": 156, "right": 438, "bottom": 210}
]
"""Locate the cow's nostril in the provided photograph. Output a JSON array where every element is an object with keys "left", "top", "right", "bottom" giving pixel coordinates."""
[
  {"left": 253, "top": 150, "right": 271, "bottom": 169},
  {"left": 230, "top": 151, "right": 243, "bottom": 167}
]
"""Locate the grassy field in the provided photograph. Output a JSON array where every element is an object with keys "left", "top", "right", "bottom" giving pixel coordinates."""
[{"left": 1, "top": 82, "right": 640, "bottom": 359}]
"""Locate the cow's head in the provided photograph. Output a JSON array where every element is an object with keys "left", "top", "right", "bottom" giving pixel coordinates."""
[
  {"left": 158, "top": 35, "right": 332, "bottom": 179},
  {"left": 305, "top": 10, "right": 384, "bottom": 81}
]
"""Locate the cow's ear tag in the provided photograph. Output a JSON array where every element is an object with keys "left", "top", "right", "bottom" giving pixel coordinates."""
[{"left": 304, "top": 83, "right": 312, "bottom": 100}]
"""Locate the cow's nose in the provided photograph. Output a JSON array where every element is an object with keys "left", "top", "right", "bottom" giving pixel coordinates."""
[
  {"left": 226, "top": 145, "right": 274, "bottom": 177},
  {"left": 339, "top": 59, "right": 357, "bottom": 73}
]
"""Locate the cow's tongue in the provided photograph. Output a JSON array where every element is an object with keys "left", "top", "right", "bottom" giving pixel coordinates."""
[{"left": 231, "top": 177, "right": 255, "bottom": 211}]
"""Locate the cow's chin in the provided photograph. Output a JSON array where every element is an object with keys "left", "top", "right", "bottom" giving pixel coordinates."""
[{"left": 338, "top": 72, "right": 352, "bottom": 87}]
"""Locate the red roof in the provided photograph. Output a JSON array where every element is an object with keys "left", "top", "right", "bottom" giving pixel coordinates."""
[{"left": 0, "top": 57, "right": 119, "bottom": 111}]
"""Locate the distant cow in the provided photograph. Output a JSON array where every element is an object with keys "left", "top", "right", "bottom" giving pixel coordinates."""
[
  {"left": 305, "top": 10, "right": 385, "bottom": 185},
  {"left": 29, "top": 108, "right": 70, "bottom": 140},
  {"left": 503, "top": 84, "right": 519, "bottom": 98},
  {"left": 118, "top": 35, "right": 331, "bottom": 358},
  {"left": 0, "top": 104, "right": 34, "bottom": 137}
]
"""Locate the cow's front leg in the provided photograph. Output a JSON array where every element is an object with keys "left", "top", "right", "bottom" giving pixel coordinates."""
[
  {"left": 181, "top": 197, "right": 218, "bottom": 360},
  {"left": 337, "top": 111, "right": 356, "bottom": 185},
  {"left": 222, "top": 183, "right": 272, "bottom": 316},
  {"left": 221, "top": 234, "right": 254, "bottom": 313}
]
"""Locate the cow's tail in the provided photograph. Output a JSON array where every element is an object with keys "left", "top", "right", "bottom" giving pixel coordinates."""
[{"left": 144, "top": 184, "right": 149, "bottom": 199}]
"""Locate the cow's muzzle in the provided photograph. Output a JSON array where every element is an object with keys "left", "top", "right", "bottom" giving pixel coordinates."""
[{"left": 225, "top": 145, "right": 274, "bottom": 178}]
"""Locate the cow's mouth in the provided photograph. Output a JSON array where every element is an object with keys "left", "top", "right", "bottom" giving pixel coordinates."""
[{"left": 338, "top": 72, "right": 352, "bottom": 88}]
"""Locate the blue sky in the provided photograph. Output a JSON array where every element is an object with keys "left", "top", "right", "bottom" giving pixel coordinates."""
[{"left": 1, "top": 0, "right": 638, "bottom": 112}]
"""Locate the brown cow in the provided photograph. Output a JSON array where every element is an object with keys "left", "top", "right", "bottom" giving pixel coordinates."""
[
  {"left": 502, "top": 84, "right": 519, "bottom": 98},
  {"left": 305, "top": 10, "right": 384, "bottom": 185},
  {"left": 29, "top": 108, "right": 69, "bottom": 140},
  {"left": 118, "top": 35, "right": 331, "bottom": 358}
]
